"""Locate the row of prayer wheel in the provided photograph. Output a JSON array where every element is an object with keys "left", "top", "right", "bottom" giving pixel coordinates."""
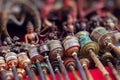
[{"left": 0, "top": 27, "right": 120, "bottom": 80}]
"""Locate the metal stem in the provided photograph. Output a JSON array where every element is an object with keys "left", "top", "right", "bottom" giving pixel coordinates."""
[
  {"left": 72, "top": 52, "right": 87, "bottom": 80},
  {"left": 12, "top": 65, "right": 19, "bottom": 80},
  {"left": 57, "top": 54, "right": 70, "bottom": 80},
  {"left": 36, "top": 60, "right": 45, "bottom": 80},
  {"left": 55, "top": 68, "right": 64, "bottom": 80},
  {"left": 24, "top": 64, "right": 34, "bottom": 80},
  {"left": 45, "top": 55, "right": 56, "bottom": 80}
]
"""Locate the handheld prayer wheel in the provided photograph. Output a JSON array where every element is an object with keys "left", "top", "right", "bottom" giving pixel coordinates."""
[
  {"left": 90, "top": 27, "right": 120, "bottom": 56},
  {"left": 76, "top": 31, "right": 111, "bottom": 80},
  {"left": 0, "top": 56, "right": 8, "bottom": 80},
  {"left": 63, "top": 36, "right": 87, "bottom": 80},
  {"left": 29, "top": 47, "right": 45, "bottom": 80},
  {"left": 102, "top": 52, "right": 120, "bottom": 80},
  {"left": 48, "top": 40, "right": 63, "bottom": 59},
  {"left": 80, "top": 58, "right": 93, "bottom": 80},
  {"left": 17, "top": 52, "right": 34, "bottom": 80},
  {"left": 51, "top": 60, "right": 64, "bottom": 80},
  {"left": 39, "top": 42, "right": 56, "bottom": 80},
  {"left": 17, "top": 68, "right": 26, "bottom": 80},
  {"left": 64, "top": 57, "right": 81, "bottom": 80},
  {"left": 48, "top": 40, "right": 70, "bottom": 80},
  {"left": 40, "top": 62, "right": 50, "bottom": 80},
  {"left": 5, "top": 52, "right": 19, "bottom": 80}
]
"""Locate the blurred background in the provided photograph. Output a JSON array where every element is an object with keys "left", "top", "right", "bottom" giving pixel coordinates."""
[{"left": 1, "top": 0, "right": 120, "bottom": 41}]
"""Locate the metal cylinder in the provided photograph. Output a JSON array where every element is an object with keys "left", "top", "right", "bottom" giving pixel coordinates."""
[
  {"left": 29, "top": 47, "right": 43, "bottom": 62},
  {"left": 48, "top": 40, "right": 63, "bottom": 59},
  {"left": 5, "top": 52, "right": 18, "bottom": 67},
  {"left": 39, "top": 43, "right": 49, "bottom": 56},
  {"left": 76, "top": 31, "right": 99, "bottom": 58},
  {"left": 90, "top": 27, "right": 107, "bottom": 42},
  {"left": 17, "top": 52, "right": 31, "bottom": 68},
  {"left": 90, "top": 27, "right": 116, "bottom": 52},
  {"left": 63, "top": 36, "right": 80, "bottom": 56}
]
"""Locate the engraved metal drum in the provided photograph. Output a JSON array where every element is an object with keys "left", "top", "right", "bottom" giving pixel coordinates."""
[
  {"left": 39, "top": 43, "right": 49, "bottom": 56},
  {"left": 48, "top": 40, "right": 63, "bottom": 59},
  {"left": 5, "top": 52, "right": 17, "bottom": 62},
  {"left": 63, "top": 36, "right": 80, "bottom": 56},
  {"left": 17, "top": 52, "right": 31, "bottom": 68},
  {"left": 76, "top": 31, "right": 99, "bottom": 58},
  {"left": 90, "top": 27, "right": 115, "bottom": 52},
  {"left": 29, "top": 47, "right": 43, "bottom": 62},
  {"left": 5, "top": 52, "right": 18, "bottom": 66},
  {"left": 90, "top": 27, "right": 107, "bottom": 42}
]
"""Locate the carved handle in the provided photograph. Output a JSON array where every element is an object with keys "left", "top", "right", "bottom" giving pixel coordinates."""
[
  {"left": 69, "top": 65, "right": 81, "bottom": 80},
  {"left": 89, "top": 50, "right": 111, "bottom": 80},
  {"left": 83, "top": 65, "right": 93, "bottom": 80},
  {"left": 107, "top": 61, "right": 120, "bottom": 80},
  {"left": 108, "top": 43, "right": 120, "bottom": 56}
]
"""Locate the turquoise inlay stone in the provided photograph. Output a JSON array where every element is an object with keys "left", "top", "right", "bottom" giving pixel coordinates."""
[
  {"left": 79, "top": 33, "right": 92, "bottom": 48},
  {"left": 31, "top": 63, "right": 36, "bottom": 68},
  {"left": 40, "top": 63, "right": 48, "bottom": 68}
]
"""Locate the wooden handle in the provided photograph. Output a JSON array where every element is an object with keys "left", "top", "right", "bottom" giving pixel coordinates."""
[
  {"left": 108, "top": 61, "right": 120, "bottom": 80},
  {"left": 43, "top": 68, "right": 50, "bottom": 80},
  {"left": 89, "top": 50, "right": 111, "bottom": 80},
  {"left": 108, "top": 43, "right": 120, "bottom": 56},
  {"left": 83, "top": 65, "right": 93, "bottom": 80},
  {"left": 69, "top": 65, "right": 81, "bottom": 80}
]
